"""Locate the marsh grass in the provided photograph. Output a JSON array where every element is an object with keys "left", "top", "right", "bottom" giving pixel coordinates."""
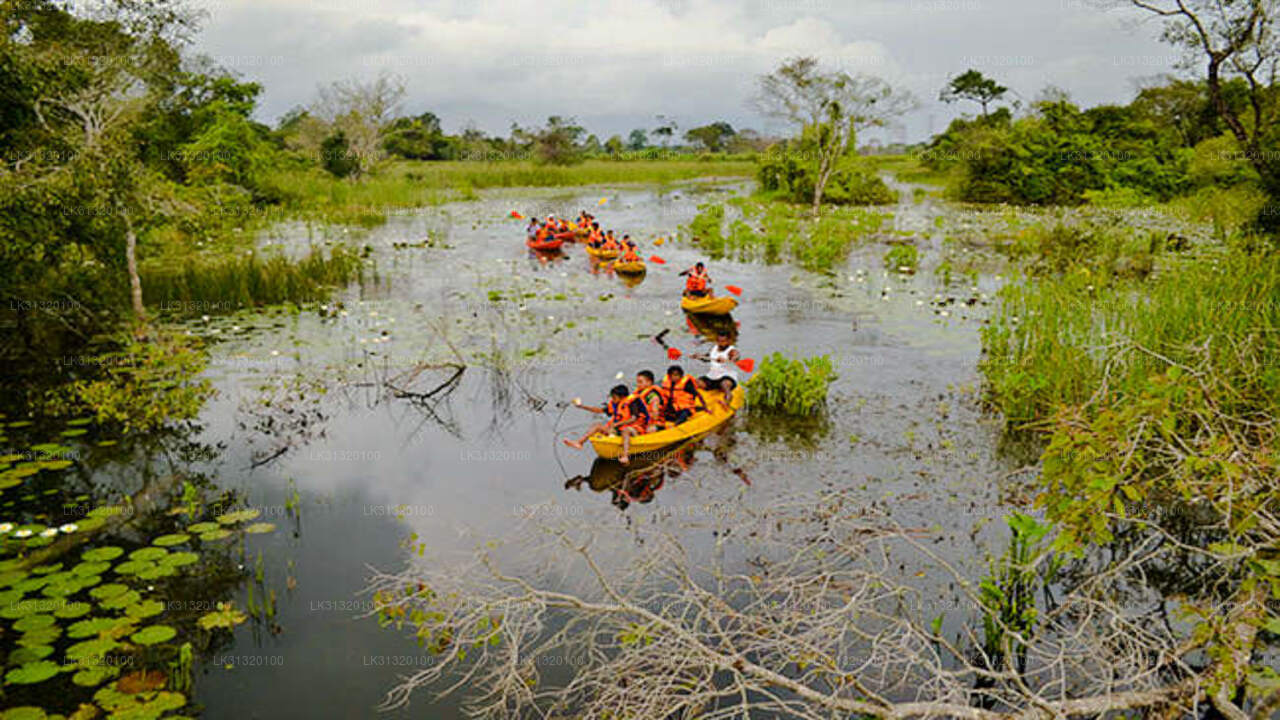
[
  {"left": 142, "top": 246, "right": 365, "bottom": 317},
  {"left": 746, "top": 353, "right": 836, "bottom": 415},
  {"left": 981, "top": 252, "right": 1280, "bottom": 426},
  {"left": 686, "top": 199, "right": 889, "bottom": 273}
]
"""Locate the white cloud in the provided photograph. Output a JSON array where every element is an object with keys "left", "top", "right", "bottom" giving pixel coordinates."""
[{"left": 191, "top": 0, "right": 1182, "bottom": 142}]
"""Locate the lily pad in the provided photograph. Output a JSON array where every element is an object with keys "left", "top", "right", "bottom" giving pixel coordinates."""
[
  {"left": 54, "top": 601, "right": 92, "bottom": 619},
  {"left": 100, "top": 590, "right": 141, "bottom": 611},
  {"left": 152, "top": 533, "right": 190, "bottom": 547},
  {"left": 8, "top": 645, "right": 53, "bottom": 664},
  {"left": 72, "top": 663, "right": 120, "bottom": 687},
  {"left": 128, "top": 547, "right": 168, "bottom": 562},
  {"left": 5, "top": 660, "right": 59, "bottom": 684},
  {"left": 131, "top": 625, "right": 176, "bottom": 645},
  {"left": 125, "top": 600, "right": 165, "bottom": 619},
  {"left": 136, "top": 564, "right": 177, "bottom": 580},
  {"left": 13, "top": 614, "right": 55, "bottom": 632},
  {"left": 29, "top": 564, "right": 63, "bottom": 576},
  {"left": 82, "top": 546, "right": 124, "bottom": 562},
  {"left": 0, "top": 708, "right": 47, "bottom": 720},
  {"left": 186, "top": 522, "right": 220, "bottom": 533},
  {"left": 72, "top": 561, "right": 112, "bottom": 577},
  {"left": 160, "top": 552, "right": 198, "bottom": 568},
  {"left": 199, "top": 529, "right": 232, "bottom": 542},
  {"left": 90, "top": 583, "right": 130, "bottom": 600},
  {"left": 18, "top": 626, "right": 62, "bottom": 647},
  {"left": 244, "top": 522, "right": 276, "bottom": 534},
  {"left": 66, "top": 636, "right": 120, "bottom": 662},
  {"left": 198, "top": 605, "right": 247, "bottom": 630},
  {"left": 113, "top": 560, "right": 155, "bottom": 576},
  {"left": 216, "top": 509, "right": 260, "bottom": 525},
  {"left": 69, "top": 616, "right": 128, "bottom": 639}
]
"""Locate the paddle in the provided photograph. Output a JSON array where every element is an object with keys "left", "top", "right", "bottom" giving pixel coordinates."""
[
  {"left": 510, "top": 210, "right": 523, "bottom": 219},
  {"left": 652, "top": 329, "right": 682, "bottom": 359},
  {"left": 649, "top": 255, "right": 666, "bottom": 264},
  {"left": 725, "top": 284, "right": 743, "bottom": 296}
]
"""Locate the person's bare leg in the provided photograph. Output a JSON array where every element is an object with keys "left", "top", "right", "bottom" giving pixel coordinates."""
[
  {"left": 620, "top": 427, "right": 635, "bottom": 465},
  {"left": 563, "top": 423, "right": 603, "bottom": 449},
  {"left": 718, "top": 380, "right": 733, "bottom": 412}
]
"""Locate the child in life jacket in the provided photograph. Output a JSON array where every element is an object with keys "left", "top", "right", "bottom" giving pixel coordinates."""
[
  {"left": 681, "top": 261, "right": 711, "bottom": 297},
  {"left": 564, "top": 384, "right": 650, "bottom": 464}
]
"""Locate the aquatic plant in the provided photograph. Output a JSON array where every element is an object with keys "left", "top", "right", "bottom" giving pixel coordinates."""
[
  {"left": 883, "top": 243, "right": 919, "bottom": 273},
  {"left": 684, "top": 199, "right": 888, "bottom": 273},
  {"left": 745, "top": 353, "right": 836, "bottom": 415},
  {"left": 142, "top": 245, "right": 364, "bottom": 318},
  {"left": 978, "top": 513, "right": 1056, "bottom": 674}
]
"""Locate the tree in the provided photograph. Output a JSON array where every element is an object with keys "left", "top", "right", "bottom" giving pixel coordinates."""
[
  {"left": 753, "top": 57, "right": 915, "bottom": 214},
  {"left": 1128, "top": 0, "right": 1280, "bottom": 233},
  {"left": 940, "top": 69, "right": 1008, "bottom": 117},
  {"left": 652, "top": 115, "right": 677, "bottom": 149},
  {"left": 626, "top": 128, "right": 648, "bottom": 151},
  {"left": 367, "top": 487, "right": 1233, "bottom": 718},
  {"left": 684, "top": 121, "right": 735, "bottom": 152},
  {"left": 312, "top": 72, "right": 405, "bottom": 177},
  {"left": 604, "top": 134, "right": 625, "bottom": 157},
  {"left": 513, "top": 116, "right": 586, "bottom": 166},
  {"left": 383, "top": 111, "right": 449, "bottom": 160}
]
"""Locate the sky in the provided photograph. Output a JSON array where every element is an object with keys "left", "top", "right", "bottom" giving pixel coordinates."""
[{"left": 189, "top": 0, "right": 1191, "bottom": 144}]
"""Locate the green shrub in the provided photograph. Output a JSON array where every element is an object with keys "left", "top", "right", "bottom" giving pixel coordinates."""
[
  {"left": 757, "top": 147, "right": 895, "bottom": 206},
  {"left": 746, "top": 353, "right": 836, "bottom": 415},
  {"left": 883, "top": 244, "right": 919, "bottom": 272}
]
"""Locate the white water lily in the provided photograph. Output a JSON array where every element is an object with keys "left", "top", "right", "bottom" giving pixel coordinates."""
[
  {"left": 0, "top": 523, "right": 12, "bottom": 533},
  {"left": 270, "top": 350, "right": 280, "bottom": 356},
  {"left": 13, "top": 529, "right": 32, "bottom": 538},
  {"left": 59, "top": 523, "right": 78, "bottom": 533},
  {"left": 615, "top": 372, "right": 624, "bottom": 380},
  {"left": 40, "top": 528, "right": 58, "bottom": 538},
  {"left": 201, "top": 315, "right": 211, "bottom": 322}
]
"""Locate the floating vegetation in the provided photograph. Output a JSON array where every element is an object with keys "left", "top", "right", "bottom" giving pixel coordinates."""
[
  {"left": 0, "top": 427, "right": 276, "bottom": 718},
  {"left": 884, "top": 243, "right": 919, "bottom": 274}
]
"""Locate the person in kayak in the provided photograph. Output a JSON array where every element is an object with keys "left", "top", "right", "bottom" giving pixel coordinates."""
[
  {"left": 526, "top": 217, "right": 540, "bottom": 239},
  {"left": 681, "top": 262, "right": 711, "bottom": 298},
  {"left": 602, "top": 231, "right": 620, "bottom": 251},
  {"left": 620, "top": 241, "right": 641, "bottom": 264},
  {"left": 661, "top": 365, "right": 707, "bottom": 424},
  {"left": 692, "top": 332, "right": 739, "bottom": 412},
  {"left": 564, "top": 384, "right": 649, "bottom": 464},
  {"left": 634, "top": 370, "right": 667, "bottom": 430}
]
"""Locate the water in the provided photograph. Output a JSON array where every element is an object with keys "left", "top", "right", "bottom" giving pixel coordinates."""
[{"left": 29, "top": 181, "right": 1024, "bottom": 716}]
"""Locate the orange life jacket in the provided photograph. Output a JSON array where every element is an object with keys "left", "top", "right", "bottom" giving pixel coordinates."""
[
  {"left": 608, "top": 394, "right": 648, "bottom": 433},
  {"left": 662, "top": 375, "right": 701, "bottom": 412},
  {"left": 603, "top": 237, "right": 619, "bottom": 251},
  {"left": 622, "top": 247, "right": 640, "bottom": 262},
  {"left": 685, "top": 269, "right": 708, "bottom": 293}
]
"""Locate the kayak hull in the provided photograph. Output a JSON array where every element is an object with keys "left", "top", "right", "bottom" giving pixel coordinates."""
[
  {"left": 589, "top": 387, "right": 743, "bottom": 460},
  {"left": 681, "top": 295, "right": 737, "bottom": 315},
  {"left": 554, "top": 232, "right": 575, "bottom": 241},
  {"left": 612, "top": 261, "right": 647, "bottom": 274},
  {"left": 586, "top": 247, "right": 620, "bottom": 260},
  {"left": 527, "top": 238, "right": 564, "bottom": 252}
]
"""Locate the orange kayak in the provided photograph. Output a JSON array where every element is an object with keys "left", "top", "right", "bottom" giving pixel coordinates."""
[{"left": 527, "top": 237, "right": 564, "bottom": 252}]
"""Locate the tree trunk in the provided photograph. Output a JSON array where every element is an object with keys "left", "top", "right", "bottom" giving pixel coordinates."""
[{"left": 123, "top": 211, "right": 145, "bottom": 325}]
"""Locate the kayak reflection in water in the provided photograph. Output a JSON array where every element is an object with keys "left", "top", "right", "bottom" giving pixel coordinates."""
[{"left": 564, "top": 448, "right": 692, "bottom": 511}]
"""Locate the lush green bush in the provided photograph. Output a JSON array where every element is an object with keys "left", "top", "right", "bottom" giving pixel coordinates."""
[
  {"left": 746, "top": 353, "right": 836, "bottom": 414},
  {"left": 944, "top": 101, "right": 1190, "bottom": 205},
  {"left": 883, "top": 244, "right": 919, "bottom": 272},
  {"left": 757, "top": 145, "right": 895, "bottom": 206}
]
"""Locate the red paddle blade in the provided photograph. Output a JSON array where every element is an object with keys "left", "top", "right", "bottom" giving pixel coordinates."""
[
  {"left": 510, "top": 210, "right": 523, "bottom": 219},
  {"left": 667, "top": 347, "right": 682, "bottom": 360},
  {"left": 736, "top": 358, "right": 755, "bottom": 373},
  {"left": 649, "top": 255, "right": 666, "bottom": 264},
  {"left": 725, "top": 284, "right": 742, "bottom": 296}
]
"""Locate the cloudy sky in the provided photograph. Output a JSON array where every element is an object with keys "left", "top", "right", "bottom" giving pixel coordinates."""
[{"left": 189, "top": 0, "right": 1189, "bottom": 143}]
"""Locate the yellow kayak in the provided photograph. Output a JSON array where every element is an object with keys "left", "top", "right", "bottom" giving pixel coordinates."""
[
  {"left": 589, "top": 387, "right": 744, "bottom": 460},
  {"left": 612, "top": 260, "right": 647, "bottom": 274},
  {"left": 681, "top": 295, "right": 737, "bottom": 315},
  {"left": 586, "top": 246, "right": 620, "bottom": 260}
]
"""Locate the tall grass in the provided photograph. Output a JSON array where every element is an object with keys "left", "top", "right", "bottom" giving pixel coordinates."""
[
  {"left": 981, "top": 252, "right": 1280, "bottom": 426},
  {"left": 260, "top": 159, "right": 755, "bottom": 227},
  {"left": 746, "top": 353, "right": 836, "bottom": 414},
  {"left": 142, "top": 246, "right": 365, "bottom": 317},
  {"left": 685, "top": 199, "right": 889, "bottom": 273}
]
